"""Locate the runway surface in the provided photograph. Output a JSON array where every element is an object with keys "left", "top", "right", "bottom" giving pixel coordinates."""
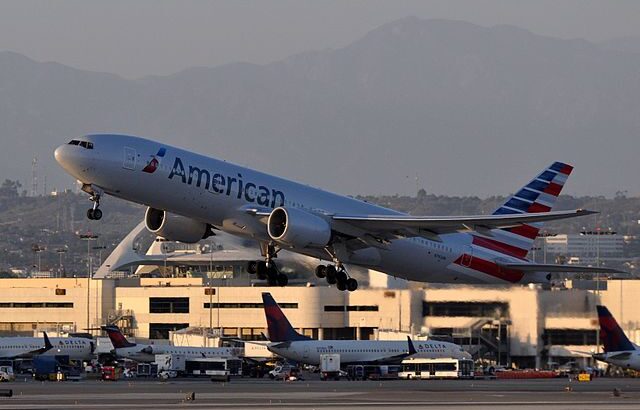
[{"left": 0, "top": 376, "right": 639, "bottom": 409}]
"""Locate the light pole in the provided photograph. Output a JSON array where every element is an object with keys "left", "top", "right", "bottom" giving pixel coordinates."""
[
  {"left": 209, "top": 242, "right": 213, "bottom": 335},
  {"left": 92, "top": 244, "right": 106, "bottom": 329},
  {"left": 56, "top": 247, "right": 67, "bottom": 278},
  {"left": 580, "top": 228, "right": 617, "bottom": 356},
  {"left": 32, "top": 244, "right": 44, "bottom": 274},
  {"left": 78, "top": 233, "right": 98, "bottom": 332}
]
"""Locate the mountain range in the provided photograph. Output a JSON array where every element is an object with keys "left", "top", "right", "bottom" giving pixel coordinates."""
[{"left": 1, "top": 17, "right": 640, "bottom": 197}]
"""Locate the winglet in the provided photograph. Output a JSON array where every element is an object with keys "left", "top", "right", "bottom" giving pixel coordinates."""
[
  {"left": 407, "top": 336, "right": 417, "bottom": 356},
  {"left": 43, "top": 331, "right": 53, "bottom": 352}
]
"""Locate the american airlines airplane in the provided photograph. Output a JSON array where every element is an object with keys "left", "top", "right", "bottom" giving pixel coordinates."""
[
  {"left": 102, "top": 326, "right": 240, "bottom": 363},
  {"left": 0, "top": 332, "right": 94, "bottom": 361},
  {"left": 54, "top": 134, "right": 619, "bottom": 291},
  {"left": 593, "top": 305, "right": 640, "bottom": 370},
  {"left": 261, "top": 293, "right": 469, "bottom": 365}
]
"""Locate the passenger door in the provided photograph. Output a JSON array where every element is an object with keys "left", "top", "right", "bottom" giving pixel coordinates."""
[
  {"left": 460, "top": 245, "right": 473, "bottom": 267},
  {"left": 123, "top": 147, "right": 136, "bottom": 170}
]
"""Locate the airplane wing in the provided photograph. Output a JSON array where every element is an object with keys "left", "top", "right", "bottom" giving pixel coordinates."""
[
  {"left": 332, "top": 209, "right": 596, "bottom": 239},
  {"left": 608, "top": 352, "right": 633, "bottom": 360},
  {"left": 358, "top": 337, "right": 418, "bottom": 365},
  {"left": 14, "top": 332, "right": 54, "bottom": 359},
  {"left": 495, "top": 262, "right": 626, "bottom": 274}
]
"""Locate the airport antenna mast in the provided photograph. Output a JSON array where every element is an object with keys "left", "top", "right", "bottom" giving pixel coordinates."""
[{"left": 31, "top": 156, "right": 38, "bottom": 197}]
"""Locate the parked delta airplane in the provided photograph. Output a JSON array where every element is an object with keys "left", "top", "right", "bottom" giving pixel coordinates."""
[
  {"left": 594, "top": 305, "right": 640, "bottom": 370},
  {"left": 102, "top": 325, "right": 239, "bottom": 362},
  {"left": 55, "top": 134, "right": 621, "bottom": 291},
  {"left": 261, "top": 292, "right": 469, "bottom": 365},
  {"left": 0, "top": 332, "right": 94, "bottom": 361}
]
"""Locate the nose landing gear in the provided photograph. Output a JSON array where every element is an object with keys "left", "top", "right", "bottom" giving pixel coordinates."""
[{"left": 82, "top": 185, "right": 103, "bottom": 220}]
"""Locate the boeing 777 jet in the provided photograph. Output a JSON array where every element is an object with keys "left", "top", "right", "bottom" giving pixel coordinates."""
[{"left": 55, "top": 134, "right": 620, "bottom": 290}]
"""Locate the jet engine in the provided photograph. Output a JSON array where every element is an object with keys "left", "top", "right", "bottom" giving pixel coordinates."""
[
  {"left": 144, "top": 207, "right": 212, "bottom": 243},
  {"left": 267, "top": 207, "right": 331, "bottom": 249}
]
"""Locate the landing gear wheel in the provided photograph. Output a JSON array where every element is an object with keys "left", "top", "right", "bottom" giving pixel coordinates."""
[
  {"left": 247, "top": 261, "right": 258, "bottom": 274},
  {"left": 92, "top": 209, "right": 102, "bottom": 220},
  {"left": 267, "top": 265, "right": 278, "bottom": 286},
  {"left": 277, "top": 273, "right": 289, "bottom": 287},
  {"left": 346, "top": 278, "right": 358, "bottom": 292},
  {"left": 315, "top": 265, "right": 327, "bottom": 279},
  {"left": 256, "top": 261, "right": 268, "bottom": 280},
  {"left": 325, "top": 265, "right": 337, "bottom": 284},
  {"left": 336, "top": 280, "right": 347, "bottom": 291},
  {"left": 336, "top": 270, "right": 348, "bottom": 284},
  {"left": 87, "top": 209, "right": 95, "bottom": 220}
]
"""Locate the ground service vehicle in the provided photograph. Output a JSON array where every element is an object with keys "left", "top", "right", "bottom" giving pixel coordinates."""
[
  {"left": 0, "top": 366, "right": 14, "bottom": 382},
  {"left": 101, "top": 366, "right": 121, "bottom": 381},
  {"left": 185, "top": 358, "right": 230, "bottom": 381},
  {"left": 400, "top": 358, "right": 474, "bottom": 379},
  {"left": 320, "top": 354, "right": 341, "bottom": 380},
  {"left": 136, "top": 363, "right": 159, "bottom": 378}
]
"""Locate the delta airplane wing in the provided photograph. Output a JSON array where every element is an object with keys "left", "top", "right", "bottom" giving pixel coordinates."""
[{"left": 54, "top": 134, "right": 614, "bottom": 290}]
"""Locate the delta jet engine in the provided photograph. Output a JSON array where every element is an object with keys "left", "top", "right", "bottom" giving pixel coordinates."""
[
  {"left": 144, "top": 207, "right": 212, "bottom": 243},
  {"left": 267, "top": 207, "right": 331, "bottom": 249}
]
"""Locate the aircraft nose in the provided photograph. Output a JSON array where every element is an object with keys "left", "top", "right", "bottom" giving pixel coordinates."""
[
  {"left": 53, "top": 144, "right": 67, "bottom": 165},
  {"left": 54, "top": 143, "right": 88, "bottom": 179}
]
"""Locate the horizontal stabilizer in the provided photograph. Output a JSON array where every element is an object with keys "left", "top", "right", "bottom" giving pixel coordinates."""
[{"left": 496, "top": 262, "right": 626, "bottom": 274}]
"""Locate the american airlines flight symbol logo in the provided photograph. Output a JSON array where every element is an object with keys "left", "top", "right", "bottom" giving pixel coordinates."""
[{"left": 142, "top": 148, "right": 167, "bottom": 173}]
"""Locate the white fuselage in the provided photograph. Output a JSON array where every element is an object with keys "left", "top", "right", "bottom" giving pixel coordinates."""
[
  {"left": 54, "top": 134, "right": 546, "bottom": 285},
  {"left": 267, "top": 339, "right": 470, "bottom": 366},
  {"left": 0, "top": 337, "right": 93, "bottom": 361},
  {"left": 114, "top": 344, "right": 239, "bottom": 363},
  {"left": 595, "top": 350, "right": 640, "bottom": 371}
]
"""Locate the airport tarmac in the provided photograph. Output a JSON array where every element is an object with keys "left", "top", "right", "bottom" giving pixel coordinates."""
[{"left": 0, "top": 377, "right": 640, "bottom": 409}]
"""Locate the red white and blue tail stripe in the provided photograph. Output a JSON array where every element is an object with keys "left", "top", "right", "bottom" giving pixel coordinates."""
[{"left": 475, "top": 162, "right": 573, "bottom": 260}]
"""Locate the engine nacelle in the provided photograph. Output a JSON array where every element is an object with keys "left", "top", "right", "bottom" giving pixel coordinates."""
[
  {"left": 145, "top": 207, "right": 211, "bottom": 243},
  {"left": 267, "top": 207, "right": 331, "bottom": 249}
]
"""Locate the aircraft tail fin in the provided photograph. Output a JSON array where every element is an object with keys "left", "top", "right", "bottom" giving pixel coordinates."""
[
  {"left": 262, "top": 292, "right": 310, "bottom": 342},
  {"left": 407, "top": 336, "right": 417, "bottom": 356},
  {"left": 102, "top": 325, "right": 136, "bottom": 348},
  {"left": 43, "top": 332, "right": 53, "bottom": 351},
  {"left": 474, "top": 162, "right": 574, "bottom": 259},
  {"left": 597, "top": 305, "right": 636, "bottom": 353}
]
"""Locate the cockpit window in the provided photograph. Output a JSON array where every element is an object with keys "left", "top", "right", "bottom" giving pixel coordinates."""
[{"left": 68, "top": 140, "right": 93, "bottom": 149}]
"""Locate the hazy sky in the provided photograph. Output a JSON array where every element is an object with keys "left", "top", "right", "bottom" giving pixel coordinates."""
[{"left": 1, "top": 0, "right": 640, "bottom": 78}]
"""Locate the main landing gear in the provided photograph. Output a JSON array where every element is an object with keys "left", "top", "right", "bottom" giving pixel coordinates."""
[
  {"left": 315, "top": 264, "right": 358, "bottom": 292},
  {"left": 246, "top": 243, "right": 289, "bottom": 287}
]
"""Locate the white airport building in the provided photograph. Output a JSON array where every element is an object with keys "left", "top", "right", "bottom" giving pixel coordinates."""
[
  {"left": 542, "top": 232, "right": 625, "bottom": 266},
  {"left": 1, "top": 224, "right": 637, "bottom": 370},
  {"left": 0, "top": 273, "right": 637, "bottom": 370}
]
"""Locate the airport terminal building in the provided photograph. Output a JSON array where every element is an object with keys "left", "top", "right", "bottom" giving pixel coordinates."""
[{"left": 0, "top": 272, "right": 637, "bottom": 370}]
